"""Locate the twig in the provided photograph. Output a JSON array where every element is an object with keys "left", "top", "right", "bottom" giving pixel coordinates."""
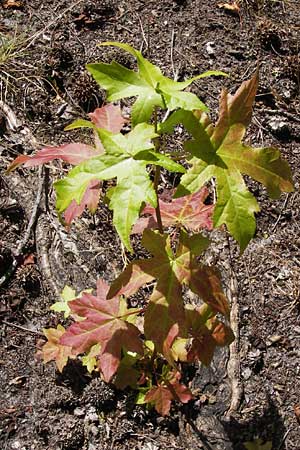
[
  {"left": 271, "top": 193, "right": 289, "bottom": 232},
  {"left": 137, "top": 14, "right": 148, "bottom": 52},
  {"left": 170, "top": 29, "right": 176, "bottom": 80},
  {"left": 258, "top": 107, "right": 300, "bottom": 124},
  {"left": 0, "top": 166, "right": 44, "bottom": 287},
  {"left": 23, "top": 0, "right": 85, "bottom": 50},
  {"left": 0, "top": 100, "right": 21, "bottom": 130},
  {"left": 225, "top": 239, "right": 243, "bottom": 417},
  {"left": 1, "top": 320, "right": 44, "bottom": 336}
]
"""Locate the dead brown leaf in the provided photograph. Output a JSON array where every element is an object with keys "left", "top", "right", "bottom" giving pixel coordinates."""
[
  {"left": 2, "top": 0, "right": 24, "bottom": 9},
  {"left": 218, "top": 1, "right": 240, "bottom": 15},
  {"left": 294, "top": 404, "right": 300, "bottom": 424}
]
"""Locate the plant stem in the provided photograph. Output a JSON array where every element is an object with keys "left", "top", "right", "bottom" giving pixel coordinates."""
[
  {"left": 153, "top": 107, "right": 164, "bottom": 234},
  {"left": 153, "top": 166, "right": 163, "bottom": 234}
]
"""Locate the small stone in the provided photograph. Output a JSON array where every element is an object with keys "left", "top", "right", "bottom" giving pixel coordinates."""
[
  {"left": 206, "top": 41, "right": 215, "bottom": 55},
  {"left": 269, "top": 118, "right": 290, "bottom": 139},
  {"left": 74, "top": 407, "right": 86, "bottom": 417},
  {"left": 248, "top": 349, "right": 261, "bottom": 360},
  {"left": 242, "top": 367, "right": 252, "bottom": 380},
  {"left": 88, "top": 412, "right": 99, "bottom": 423},
  {"left": 11, "top": 442, "right": 21, "bottom": 450},
  {"left": 267, "top": 335, "right": 283, "bottom": 346},
  {"left": 90, "top": 425, "right": 99, "bottom": 436}
]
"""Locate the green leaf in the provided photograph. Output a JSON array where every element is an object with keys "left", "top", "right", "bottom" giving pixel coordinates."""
[
  {"left": 164, "top": 73, "right": 294, "bottom": 251},
  {"left": 50, "top": 285, "right": 93, "bottom": 318},
  {"left": 244, "top": 439, "right": 272, "bottom": 450},
  {"left": 81, "top": 343, "right": 101, "bottom": 373},
  {"left": 65, "top": 119, "right": 95, "bottom": 131},
  {"left": 87, "top": 42, "right": 225, "bottom": 125},
  {"left": 54, "top": 124, "right": 185, "bottom": 250}
]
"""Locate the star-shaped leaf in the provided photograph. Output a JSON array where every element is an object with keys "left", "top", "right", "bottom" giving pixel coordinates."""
[
  {"left": 162, "top": 73, "right": 294, "bottom": 251},
  {"left": 133, "top": 187, "right": 213, "bottom": 233},
  {"left": 55, "top": 123, "right": 185, "bottom": 250},
  {"left": 60, "top": 279, "right": 143, "bottom": 382},
  {"left": 41, "top": 325, "right": 74, "bottom": 373},
  {"left": 87, "top": 42, "right": 226, "bottom": 125},
  {"left": 108, "top": 230, "right": 230, "bottom": 351}
]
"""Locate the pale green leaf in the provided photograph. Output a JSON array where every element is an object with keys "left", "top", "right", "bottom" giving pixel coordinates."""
[
  {"left": 87, "top": 42, "right": 225, "bottom": 124},
  {"left": 65, "top": 119, "right": 95, "bottom": 131}
]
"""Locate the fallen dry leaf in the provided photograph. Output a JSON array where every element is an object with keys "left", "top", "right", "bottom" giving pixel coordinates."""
[
  {"left": 294, "top": 404, "right": 300, "bottom": 424},
  {"left": 2, "top": 0, "right": 24, "bottom": 9},
  {"left": 218, "top": 1, "right": 240, "bottom": 15}
]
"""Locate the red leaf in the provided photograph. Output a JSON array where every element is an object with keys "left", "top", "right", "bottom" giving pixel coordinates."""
[
  {"left": 186, "top": 314, "right": 234, "bottom": 366},
  {"left": 187, "top": 333, "right": 217, "bottom": 366},
  {"left": 133, "top": 187, "right": 213, "bottom": 234},
  {"left": 190, "top": 265, "right": 230, "bottom": 318},
  {"left": 145, "top": 372, "right": 192, "bottom": 415},
  {"left": 64, "top": 179, "right": 100, "bottom": 226},
  {"left": 88, "top": 104, "right": 125, "bottom": 133},
  {"left": 7, "top": 143, "right": 98, "bottom": 172},
  {"left": 145, "top": 385, "right": 173, "bottom": 416},
  {"left": 162, "top": 323, "right": 180, "bottom": 368},
  {"left": 60, "top": 280, "right": 143, "bottom": 382},
  {"left": 171, "top": 379, "right": 193, "bottom": 404},
  {"left": 41, "top": 325, "right": 74, "bottom": 373}
]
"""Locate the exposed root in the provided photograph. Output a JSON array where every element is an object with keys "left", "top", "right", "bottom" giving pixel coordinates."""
[
  {"left": 35, "top": 213, "right": 61, "bottom": 300},
  {"left": 226, "top": 268, "right": 243, "bottom": 417}
]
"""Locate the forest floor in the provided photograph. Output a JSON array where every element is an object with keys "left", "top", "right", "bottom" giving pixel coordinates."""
[{"left": 0, "top": 1, "right": 299, "bottom": 449}]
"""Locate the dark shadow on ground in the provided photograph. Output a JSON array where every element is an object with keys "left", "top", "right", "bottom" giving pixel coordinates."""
[{"left": 222, "top": 395, "right": 286, "bottom": 450}]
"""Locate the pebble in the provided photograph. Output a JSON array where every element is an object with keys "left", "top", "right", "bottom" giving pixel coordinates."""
[
  {"left": 206, "top": 41, "right": 215, "bottom": 55},
  {"left": 269, "top": 118, "right": 290, "bottom": 138},
  {"left": 73, "top": 407, "right": 86, "bottom": 417},
  {"left": 90, "top": 425, "right": 99, "bottom": 437},
  {"left": 242, "top": 367, "right": 252, "bottom": 380},
  {"left": 267, "top": 335, "right": 283, "bottom": 346}
]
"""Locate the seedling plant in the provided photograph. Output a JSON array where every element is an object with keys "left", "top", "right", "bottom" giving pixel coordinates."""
[{"left": 9, "top": 42, "right": 293, "bottom": 416}]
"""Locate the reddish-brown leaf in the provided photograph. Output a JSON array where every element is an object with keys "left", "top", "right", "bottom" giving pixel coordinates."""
[
  {"left": 108, "top": 230, "right": 229, "bottom": 351},
  {"left": 7, "top": 143, "right": 98, "bottom": 172},
  {"left": 190, "top": 265, "right": 230, "bottom": 318},
  {"left": 133, "top": 187, "right": 213, "bottom": 234},
  {"left": 294, "top": 405, "right": 300, "bottom": 425},
  {"left": 145, "top": 372, "right": 192, "bottom": 415},
  {"left": 162, "top": 323, "right": 180, "bottom": 369},
  {"left": 64, "top": 179, "right": 100, "bottom": 226},
  {"left": 60, "top": 280, "right": 143, "bottom": 382},
  {"left": 88, "top": 104, "right": 125, "bottom": 133},
  {"left": 145, "top": 384, "right": 173, "bottom": 416},
  {"left": 186, "top": 314, "right": 234, "bottom": 365},
  {"left": 211, "top": 320, "right": 235, "bottom": 346},
  {"left": 41, "top": 325, "right": 74, "bottom": 373},
  {"left": 169, "top": 378, "right": 193, "bottom": 404}
]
